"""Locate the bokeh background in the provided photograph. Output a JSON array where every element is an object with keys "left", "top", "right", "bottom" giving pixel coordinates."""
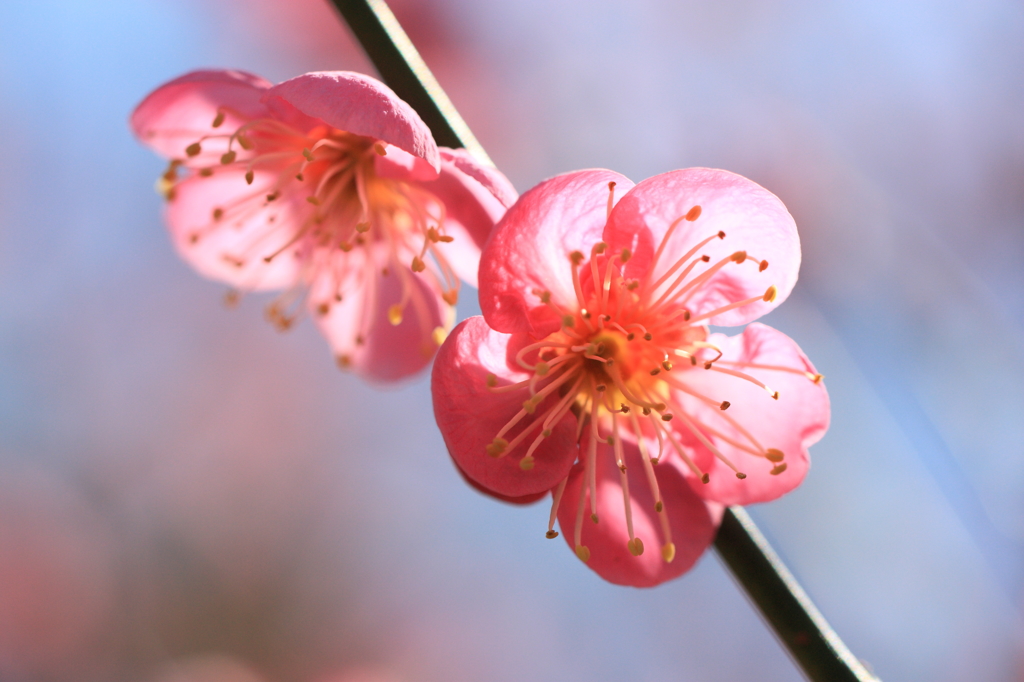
[{"left": 1, "top": 0, "right": 1023, "bottom": 680}]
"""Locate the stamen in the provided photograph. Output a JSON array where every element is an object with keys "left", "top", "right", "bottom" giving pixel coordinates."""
[{"left": 547, "top": 477, "right": 569, "bottom": 538}]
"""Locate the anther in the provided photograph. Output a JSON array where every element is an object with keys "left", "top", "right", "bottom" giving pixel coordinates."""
[
  {"left": 650, "top": 368, "right": 661, "bottom": 376},
  {"left": 655, "top": 501, "right": 663, "bottom": 512},
  {"left": 763, "top": 285, "right": 777, "bottom": 303},
  {"left": 432, "top": 327, "right": 447, "bottom": 346},
  {"left": 575, "top": 546, "right": 591, "bottom": 562},
  {"left": 339, "top": 242, "right": 353, "bottom": 252},
  {"left": 772, "top": 391, "right": 780, "bottom": 400},
  {"left": 731, "top": 251, "right": 747, "bottom": 263},
  {"left": 626, "top": 333, "right": 635, "bottom": 341},
  {"left": 442, "top": 291, "right": 459, "bottom": 305},
  {"left": 185, "top": 142, "right": 201, "bottom": 157},
  {"left": 735, "top": 472, "right": 747, "bottom": 479},
  {"left": 266, "top": 191, "right": 279, "bottom": 202},
  {"left": 562, "top": 315, "right": 575, "bottom": 328},
  {"left": 411, "top": 256, "right": 426, "bottom": 273},
  {"left": 220, "top": 151, "right": 236, "bottom": 165},
  {"left": 606, "top": 436, "right": 615, "bottom": 445},
  {"left": 535, "top": 361, "right": 550, "bottom": 376},
  {"left": 627, "top": 537, "right": 645, "bottom": 556},
  {"left": 388, "top": 304, "right": 403, "bottom": 326},
  {"left": 570, "top": 251, "right": 584, "bottom": 265},
  {"left": 701, "top": 255, "right": 710, "bottom": 262},
  {"left": 224, "top": 289, "right": 239, "bottom": 307},
  {"left": 306, "top": 196, "right": 320, "bottom": 205},
  {"left": 619, "top": 404, "right": 630, "bottom": 414},
  {"left": 302, "top": 148, "right": 315, "bottom": 161},
  {"left": 683, "top": 310, "right": 691, "bottom": 321},
  {"left": 595, "top": 384, "right": 607, "bottom": 392},
  {"left": 593, "top": 242, "right": 607, "bottom": 254},
  {"left": 374, "top": 143, "right": 387, "bottom": 156},
  {"left": 812, "top": 374, "right": 824, "bottom": 384},
  {"left": 199, "top": 168, "right": 214, "bottom": 177},
  {"left": 701, "top": 473, "right": 710, "bottom": 484},
  {"left": 627, "top": 281, "right": 640, "bottom": 290},
  {"left": 486, "top": 438, "right": 508, "bottom": 457},
  {"left": 662, "top": 361, "right": 673, "bottom": 371},
  {"left": 685, "top": 205, "right": 702, "bottom": 221},
  {"left": 760, "top": 260, "right": 769, "bottom": 272},
  {"left": 704, "top": 361, "right": 714, "bottom": 370},
  {"left": 295, "top": 173, "right": 304, "bottom": 181},
  {"left": 538, "top": 290, "right": 552, "bottom": 303},
  {"left": 662, "top": 543, "right": 676, "bottom": 562},
  {"left": 541, "top": 429, "right": 552, "bottom": 437},
  {"left": 355, "top": 222, "right": 370, "bottom": 233},
  {"left": 245, "top": 170, "right": 254, "bottom": 184},
  {"left": 620, "top": 248, "right": 631, "bottom": 263},
  {"left": 486, "top": 373, "right": 498, "bottom": 387},
  {"left": 590, "top": 513, "right": 599, "bottom": 524},
  {"left": 237, "top": 135, "right": 253, "bottom": 150},
  {"left": 720, "top": 401, "right": 731, "bottom": 410},
  {"left": 765, "top": 448, "right": 785, "bottom": 462},
  {"left": 211, "top": 111, "right": 225, "bottom": 128},
  {"left": 661, "top": 413, "right": 673, "bottom": 422},
  {"left": 212, "top": 208, "right": 224, "bottom": 221},
  {"left": 316, "top": 303, "right": 330, "bottom": 316},
  {"left": 546, "top": 530, "right": 559, "bottom": 539},
  {"left": 642, "top": 407, "right": 651, "bottom": 416},
  {"left": 643, "top": 333, "right": 653, "bottom": 341},
  {"left": 336, "top": 354, "right": 352, "bottom": 369},
  {"left": 770, "top": 463, "right": 788, "bottom": 476},
  {"left": 519, "top": 457, "right": 535, "bottom": 471}
]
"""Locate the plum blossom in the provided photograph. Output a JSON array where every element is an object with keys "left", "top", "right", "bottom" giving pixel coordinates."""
[
  {"left": 131, "top": 70, "right": 516, "bottom": 380},
  {"left": 432, "top": 168, "right": 830, "bottom": 586}
]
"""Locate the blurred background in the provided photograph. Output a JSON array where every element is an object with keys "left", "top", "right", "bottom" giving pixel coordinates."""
[{"left": 1, "top": 0, "right": 1023, "bottom": 680}]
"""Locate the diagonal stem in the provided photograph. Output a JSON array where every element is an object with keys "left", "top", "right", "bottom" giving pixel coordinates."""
[{"left": 325, "top": 1, "right": 879, "bottom": 679}]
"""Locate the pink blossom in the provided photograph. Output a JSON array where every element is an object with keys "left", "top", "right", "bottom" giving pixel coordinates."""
[
  {"left": 131, "top": 70, "right": 516, "bottom": 380},
  {"left": 432, "top": 168, "right": 830, "bottom": 586}
]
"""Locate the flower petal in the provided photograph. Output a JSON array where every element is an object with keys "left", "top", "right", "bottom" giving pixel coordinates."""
[
  {"left": 557, "top": 438, "right": 722, "bottom": 587},
  {"left": 131, "top": 69, "right": 272, "bottom": 165},
  {"left": 310, "top": 242, "right": 448, "bottom": 382},
  {"left": 165, "top": 166, "right": 306, "bottom": 291},
  {"left": 420, "top": 149, "right": 519, "bottom": 288},
  {"left": 431, "top": 317, "right": 578, "bottom": 497},
  {"left": 449, "top": 454, "right": 548, "bottom": 505},
  {"left": 262, "top": 71, "right": 440, "bottom": 173},
  {"left": 479, "top": 170, "right": 634, "bottom": 336},
  {"left": 606, "top": 168, "right": 799, "bottom": 327},
  {"left": 669, "top": 323, "right": 829, "bottom": 505}
]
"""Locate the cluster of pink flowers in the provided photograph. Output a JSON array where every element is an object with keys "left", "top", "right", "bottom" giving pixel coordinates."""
[{"left": 133, "top": 71, "right": 830, "bottom": 587}]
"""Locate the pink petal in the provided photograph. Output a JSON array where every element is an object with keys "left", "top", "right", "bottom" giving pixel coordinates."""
[
  {"left": 373, "top": 144, "right": 441, "bottom": 182},
  {"left": 309, "top": 242, "right": 448, "bottom": 382},
  {"left": 131, "top": 69, "right": 272, "bottom": 164},
  {"left": 670, "top": 323, "right": 829, "bottom": 505},
  {"left": 431, "top": 317, "right": 578, "bottom": 497},
  {"left": 479, "top": 170, "right": 634, "bottom": 336},
  {"left": 605, "top": 168, "right": 800, "bottom": 327},
  {"left": 262, "top": 71, "right": 440, "bottom": 173},
  {"left": 557, "top": 437, "right": 722, "bottom": 587},
  {"left": 164, "top": 166, "right": 306, "bottom": 291},
  {"left": 419, "top": 149, "right": 519, "bottom": 288},
  {"left": 450, "top": 454, "right": 548, "bottom": 505}
]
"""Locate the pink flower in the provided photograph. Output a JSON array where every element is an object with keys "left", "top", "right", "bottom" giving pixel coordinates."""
[
  {"left": 432, "top": 168, "right": 830, "bottom": 586},
  {"left": 131, "top": 70, "right": 516, "bottom": 380}
]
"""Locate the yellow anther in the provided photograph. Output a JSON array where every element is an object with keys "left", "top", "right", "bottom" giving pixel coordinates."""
[
  {"left": 306, "top": 196, "right": 320, "bottom": 205},
  {"left": 628, "top": 537, "right": 645, "bottom": 556},
  {"left": 355, "top": 222, "right": 370, "bottom": 233},
  {"left": 720, "top": 401, "right": 731, "bottom": 410},
  {"left": 302, "top": 148, "right": 315, "bottom": 161},
  {"left": 620, "top": 248, "right": 631, "bottom": 263},
  {"left": 336, "top": 354, "right": 352, "bottom": 369},
  {"left": 220, "top": 150, "right": 236, "bottom": 165},
  {"left": 627, "top": 280, "right": 640, "bottom": 290},
  {"left": 374, "top": 142, "right": 387, "bottom": 156},
  {"left": 575, "top": 545, "right": 591, "bottom": 562},
  {"left": 316, "top": 303, "right": 330, "bottom": 316},
  {"left": 237, "top": 135, "right": 253, "bottom": 150},
  {"left": 339, "top": 242, "right": 353, "bottom": 252},
  {"left": 212, "top": 208, "right": 224, "bottom": 221},
  {"left": 772, "top": 391, "right": 780, "bottom": 400},
  {"left": 442, "top": 290, "right": 459, "bottom": 305},
  {"left": 198, "top": 168, "right": 214, "bottom": 177},
  {"left": 765, "top": 448, "right": 785, "bottom": 462},
  {"left": 606, "top": 436, "right": 615, "bottom": 445},
  {"left": 411, "top": 256, "right": 426, "bottom": 273},
  {"left": 523, "top": 396, "right": 539, "bottom": 414},
  {"left": 245, "top": 170, "right": 254, "bottom": 185},
  {"left": 519, "top": 457, "right": 535, "bottom": 471},
  {"left": 770, "top": 463, "right": 788, "bottom": 476},
  {"left": 593, "top": 242, "right": 607, "bottom": 254},
  {"left": 431, "top": 327, "right": 447, "bottom": 346},
  {"left": 486, "top": 437, "right": 508, "bottom": 457},
  {"left": 731, "top": 251, "right": 747, "bottom": 263},
  {"left": 388, "top": 304, "right": 403, "bottom": 325},
  {"left": 535, "top": 361, "right": 550, "bottom": 377},
  {"left": 539, "top": 290, "right": 551, "bottom": 303},
  {"left": 763, "top": 285, "right": 777, "bottom": 303},
  {"left": 541, "top": 429, "right": 552, "bottom": 437},
  {"left": 185, "top": 142, "right": 201, "bottom": 157},
  {"left": 685, "top": 205, "right": 702, "bottom": 221},
  {"left": 661, "top": 542, "right": 676, "bottom": 563},
  {"left": 211, "top": 111, "right": 226, "bottom": 128},
  {"left": 437, "top": 234, "right": 454, "bottom": 243},
  {"left": 701, "top": 473, "right": 710, "bottom": 484},
  {"left": 570, "top": 250, "right": 584, "bottom": 265},
  {"left": 811, "top": 373, "right": 824, "bottom": 384},
  {"left": 546, "top": 530, "right": 559, "bottom": 539},
  {"left": 485, "top": 373, "right": 498, "bottom": 387},
  {"left": 426, "top": 227, "right": 440, "bottom": 242},
  {"left": 735, "top": 472, "right": 747, "bottom": 479}
]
